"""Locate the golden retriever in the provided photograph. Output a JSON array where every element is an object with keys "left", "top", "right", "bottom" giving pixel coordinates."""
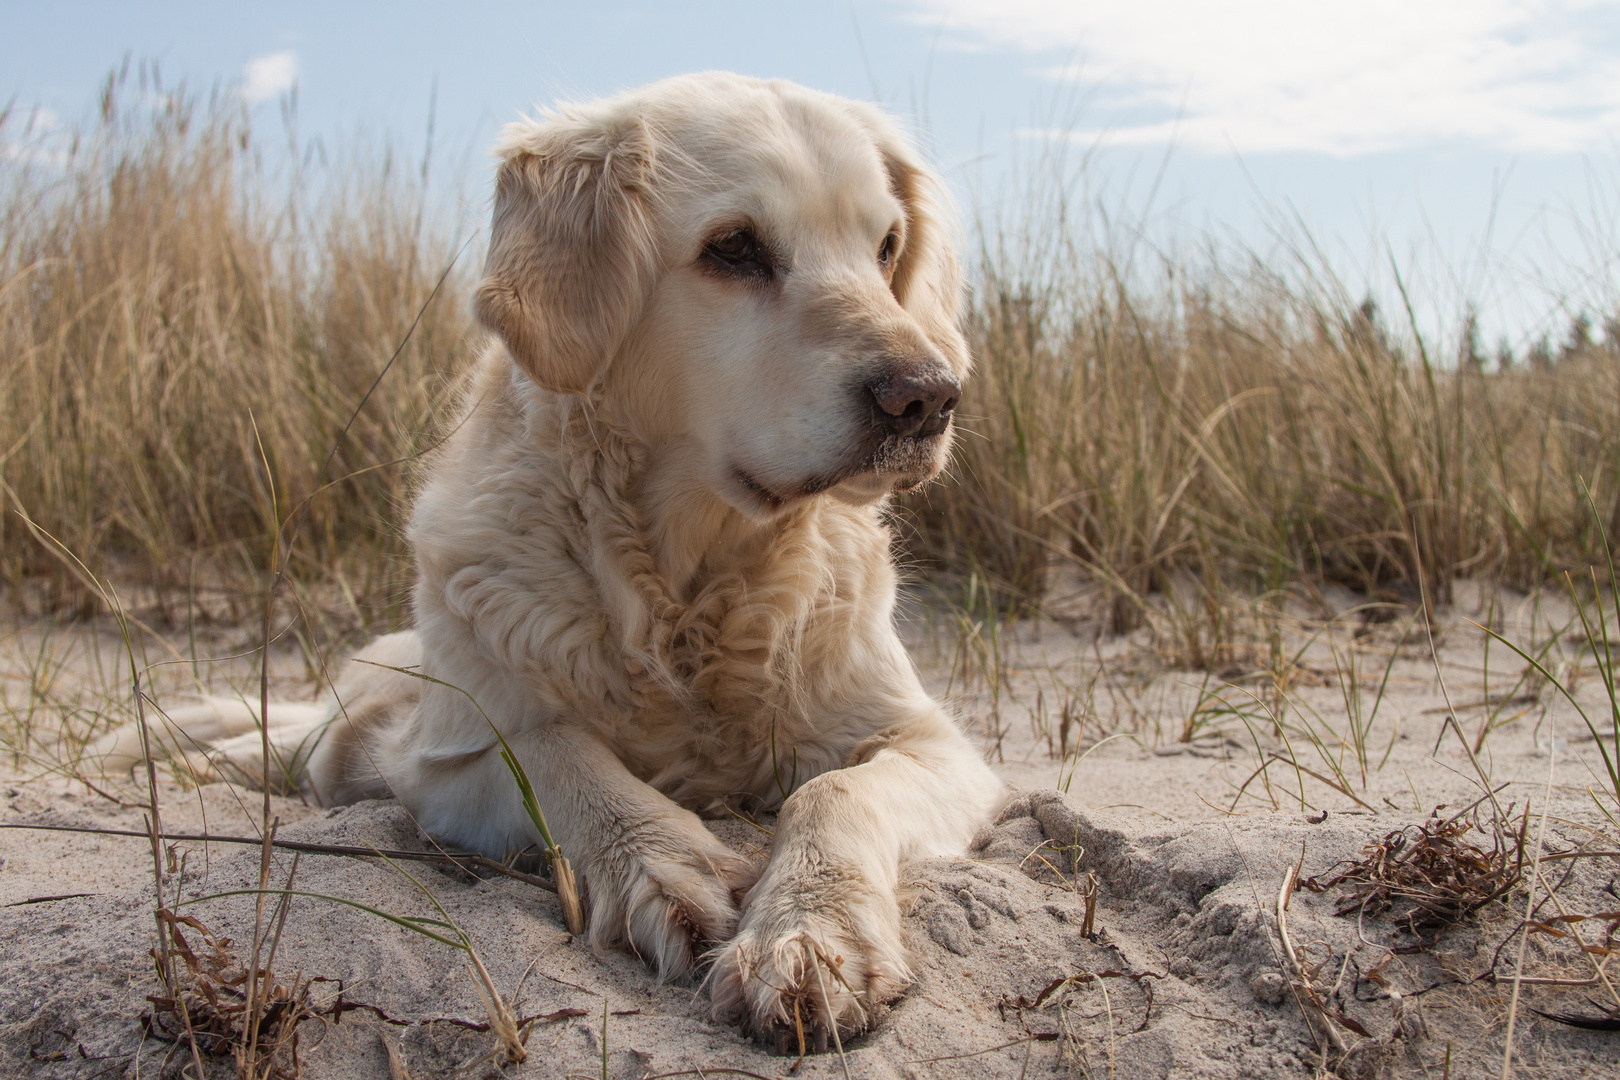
[{"left": 94, "top": 71, "right": 1005, "bottom": 1043}]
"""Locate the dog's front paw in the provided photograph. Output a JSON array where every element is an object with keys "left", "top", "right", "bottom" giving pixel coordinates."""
[
  {"left": 709, "top": 857, "right": 909, "bottom": 1051},
  {"left": 586, "top": 820, "right": 759, "bottom": 982}
]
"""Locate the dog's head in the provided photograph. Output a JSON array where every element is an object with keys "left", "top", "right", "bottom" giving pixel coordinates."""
[{"left": 474, "top": 73, "right": 969, "bottom": 520}]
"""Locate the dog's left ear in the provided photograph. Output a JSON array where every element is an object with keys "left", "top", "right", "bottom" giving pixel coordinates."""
[{"left": 857, "top": 116, "right": 971, "bottom": 378}]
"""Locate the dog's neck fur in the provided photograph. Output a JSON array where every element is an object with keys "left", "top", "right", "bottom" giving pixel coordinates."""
[
  {"left": 566, "top": 383, "right": 845, "bottom": 602},
  {"left": 538, "top": 382, "right": 848, "bottom": 713}
]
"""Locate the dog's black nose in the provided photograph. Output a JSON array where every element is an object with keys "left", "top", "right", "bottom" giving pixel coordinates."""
[{"left": 866, "top": 364, "right": 961, "bottom": 438}]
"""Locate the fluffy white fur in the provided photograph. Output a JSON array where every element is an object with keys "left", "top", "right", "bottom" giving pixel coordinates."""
[{"left": 91, "top": 72, "right": 1006, "bottom": 1042}]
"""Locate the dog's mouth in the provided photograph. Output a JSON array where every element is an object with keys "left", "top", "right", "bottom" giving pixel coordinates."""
[
  {"left": 732, "top": 425, "right": 950, "bottom": 514},
  {"left": 733, "top": 467, "right": 787, "bottom": 512}
]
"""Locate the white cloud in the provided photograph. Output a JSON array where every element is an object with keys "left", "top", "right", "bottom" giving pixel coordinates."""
[
  {"left": 242, "top": 50, "right": 298, "bottom": 104},
  {"left": 906, "top": 0, "right": 1620, "bottom": 155}
]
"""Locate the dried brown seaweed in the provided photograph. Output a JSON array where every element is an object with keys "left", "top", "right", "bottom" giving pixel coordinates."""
[{"left": 1304, "top": 808, "right": 1525, "bottom": 950}]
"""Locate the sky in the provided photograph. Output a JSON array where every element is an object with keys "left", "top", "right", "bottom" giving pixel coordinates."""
[{"left": 6, "top": 0, "right": 1620, "bottom": 352}]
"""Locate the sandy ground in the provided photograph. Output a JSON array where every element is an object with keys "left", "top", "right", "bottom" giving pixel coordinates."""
[{"left": 2, "top": 583, "right": 1618, "bottom": 1078}]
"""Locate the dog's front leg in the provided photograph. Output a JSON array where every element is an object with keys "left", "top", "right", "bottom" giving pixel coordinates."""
[
  {"left": 446, "top": 722, "right": 760, "bottom": 982},
  {"left": 709, "top": 708, "right": 1003, "bottom": 1042}
]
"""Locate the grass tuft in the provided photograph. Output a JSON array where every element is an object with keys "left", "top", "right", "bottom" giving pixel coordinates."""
[{"left": 1, "top": 65, "right": 472, "bottom": 631}]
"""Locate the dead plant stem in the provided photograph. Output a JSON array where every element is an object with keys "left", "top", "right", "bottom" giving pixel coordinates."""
[{"left": 1501, "top": 719, "right": 1557, "bottom": 1080}]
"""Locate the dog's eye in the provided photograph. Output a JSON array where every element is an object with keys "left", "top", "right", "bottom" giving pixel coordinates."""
[
  {"left": 878, "top": 232, "right": 899, "bottom": 269},
  {"left": 702, "top": 228, "right": 774, "bottom": 281}
]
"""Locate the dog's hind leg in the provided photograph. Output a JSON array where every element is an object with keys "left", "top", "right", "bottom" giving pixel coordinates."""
[
  {"left": 301, "top": 631, "right": 425, "bottom": 805},
  {"left": 82, "top": 696, "right": 333, "bottom": 786},
  {"left": 189, "top": 703, "right": 337, "bottom": 795},
  {"left": 80, "top": 631, "right": 424, "bottom": 805}
]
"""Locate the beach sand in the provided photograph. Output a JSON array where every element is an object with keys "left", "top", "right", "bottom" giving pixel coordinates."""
[{"left": 3, "top": 585, "right": 1616, "bottom": 1078}]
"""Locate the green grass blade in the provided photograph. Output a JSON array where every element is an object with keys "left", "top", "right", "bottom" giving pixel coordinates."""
[
  {"left": 352, "top": 659, "right": 559, "bottom": 856},
  {"left": 181, "top": 888, "right": 469, "bottom": 950}
]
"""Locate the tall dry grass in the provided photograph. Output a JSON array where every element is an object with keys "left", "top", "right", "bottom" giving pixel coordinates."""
[
  {"left": 906, "top": 191, "right": 1620, "bottom": 634},
  {"left": 0, "top": 68, "right": 474, "bottom": 630},
  {"left": 4, "top": 74, "right": 1618, "bottom": 641}
]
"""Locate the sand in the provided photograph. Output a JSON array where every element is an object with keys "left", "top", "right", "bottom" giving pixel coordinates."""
[{"left": 3, "top": 585, "right": 1618, "bottom": 1078}]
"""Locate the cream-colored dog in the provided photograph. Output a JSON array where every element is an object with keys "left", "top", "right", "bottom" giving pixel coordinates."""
[{"left": 95, "top": 72, "right": 1005, "bottom": 1042}]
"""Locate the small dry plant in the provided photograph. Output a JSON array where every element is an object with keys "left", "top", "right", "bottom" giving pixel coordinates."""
[
  {"left": 1304, "top": 806, "right": 1527, "bottom": 952},
  {"left": 143, "top": 908, "right": 319, "bottom": 1078}
]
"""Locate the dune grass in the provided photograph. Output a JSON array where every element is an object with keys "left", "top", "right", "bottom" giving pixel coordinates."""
[
  {"left": 4, "top": 72, "right": 1620, "bottom": 660},
  {"left": 0, "top": 67, "right": 473, "bottom": 636},
  {"left": 906, "top": 211, "right": 1620, "bottom": 633}
]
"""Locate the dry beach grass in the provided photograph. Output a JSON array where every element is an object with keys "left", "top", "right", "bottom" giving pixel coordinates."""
[
  {"left": 4, "top": 71, "right": 1620, "bottom": 625},
  {"left": 3, "top": 73, "right": 1620, "bottom": 1078},
  {"left": 0, "top": 67, "right": 471, "bottom": 635}
]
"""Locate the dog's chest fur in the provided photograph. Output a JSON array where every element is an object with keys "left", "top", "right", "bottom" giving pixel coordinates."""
[{"left": 412, "top": 363, "right": 907, "bottom": 813}]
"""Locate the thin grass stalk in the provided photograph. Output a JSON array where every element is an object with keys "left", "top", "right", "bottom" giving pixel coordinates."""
[
  {"left": 352, "top": 659, "right": 586, "bottom": 934},
  {"left": 4, "top": 517, "right": 178, "bottom": 990}
]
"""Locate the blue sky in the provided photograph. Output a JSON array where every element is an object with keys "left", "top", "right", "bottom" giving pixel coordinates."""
[{"left": 6, "top": 1, "right": 1620, "bottom": 350}]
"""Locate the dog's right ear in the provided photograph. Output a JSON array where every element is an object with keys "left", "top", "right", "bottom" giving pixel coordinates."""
[{"left": 474, "top": 110, "right": 660, "bottom": 395}]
